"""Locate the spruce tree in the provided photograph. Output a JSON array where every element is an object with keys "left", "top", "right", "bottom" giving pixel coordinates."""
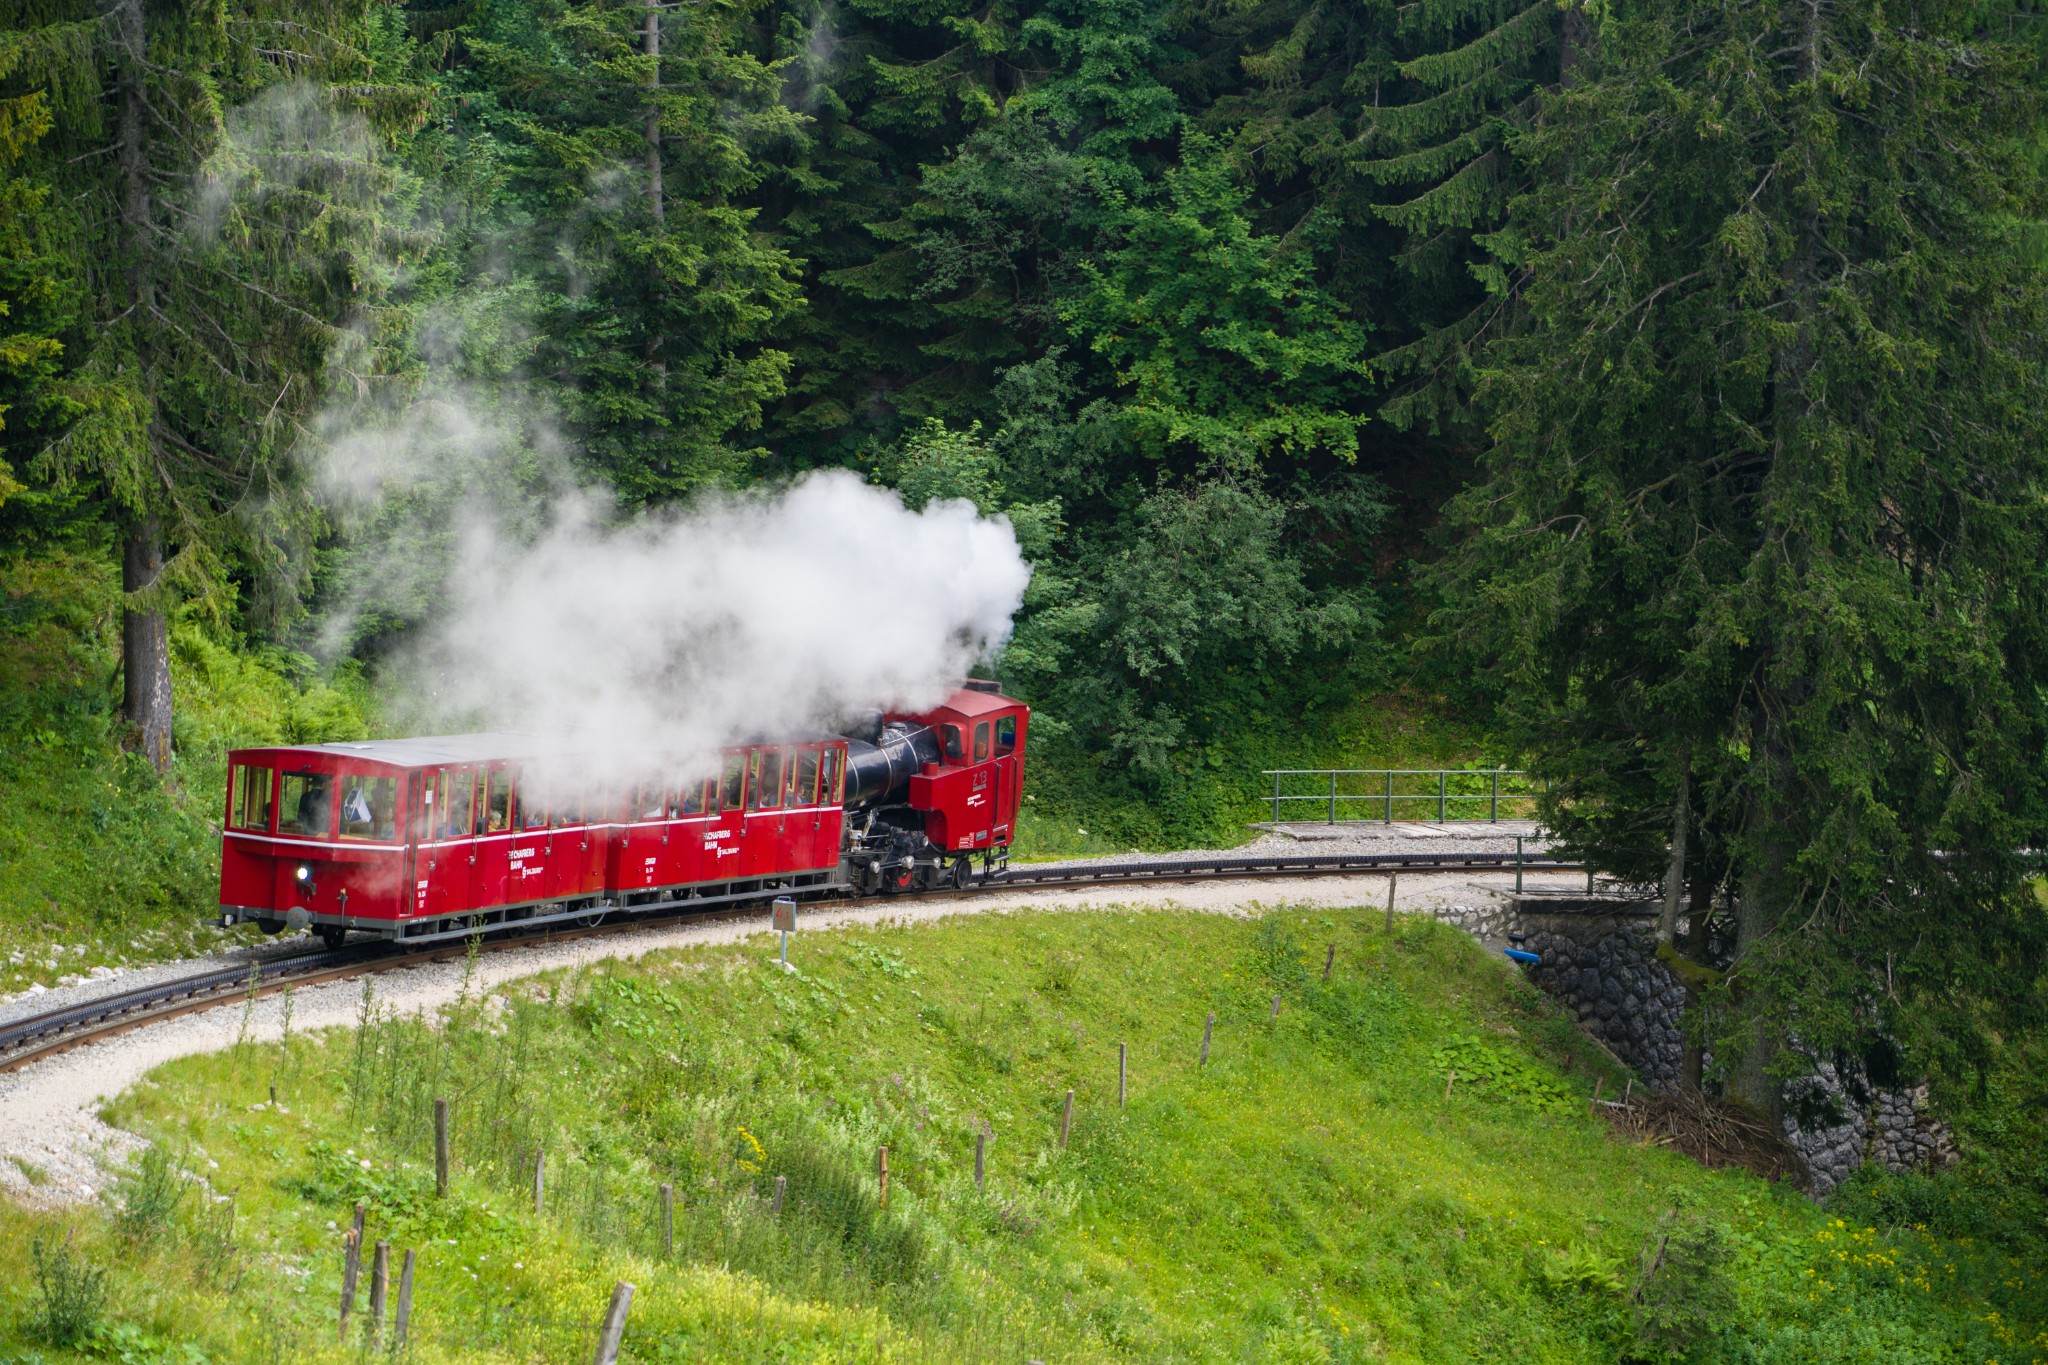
[
  {"left": 1433, "top": 0, "right": 2048, "bottom": 1108},
  {"left": 4, "top": 0, "right": 425, "bottom": 770}
]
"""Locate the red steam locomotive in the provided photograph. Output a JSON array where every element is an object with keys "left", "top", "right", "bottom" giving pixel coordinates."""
[{"left": 217, "top": 684, "right": 1028, "bottom": 946}]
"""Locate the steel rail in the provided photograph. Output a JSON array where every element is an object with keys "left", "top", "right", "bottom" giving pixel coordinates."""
[{"left": 0, "top": 850, "right": 1580, "bottom": 1074}]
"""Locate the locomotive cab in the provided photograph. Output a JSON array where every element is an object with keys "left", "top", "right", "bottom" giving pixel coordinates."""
[{"left": 841, "top": 682, "right": 1029, "bottom": 893}]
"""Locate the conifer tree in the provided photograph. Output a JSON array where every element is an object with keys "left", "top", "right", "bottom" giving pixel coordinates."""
[
  {"left": 1434, "top": 0, "right": 2048, "bottom": 1109},
  {"left": 3, "top": 0, "right": 426, "bottom": 770},
  {"left": 438, "top": 0, "right": 805, "bottom": 502}
]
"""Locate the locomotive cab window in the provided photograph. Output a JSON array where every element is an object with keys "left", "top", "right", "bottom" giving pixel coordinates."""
[
  {"left": 340, "top": 776, "right": 398, "bottom": 841},
  {"left": 755, "top": 749, "right": 784, "bottom": 810},
  {"left": 995, "top": 715, "right": 1016, "bottom": 755},
  {"left": 820, "top": 747, "right": 844, "bottom": 803},
  {"left": 973, "top": 722, "right": 990, "bottom": 762},
  {"left": 229, "top": 764, "right": 274, "bottom": 832},
  {"left": 941, "top": 724, "right": 966, "bottom": 762},
  {"left": 794, "top": 748, "right": 819, "bottom": 806},
  {"left": 281, "top": 772, "right": 333, "bottom": 838},
  {"left": 721, "top": 754, "right": 745, "bottom": 811}
]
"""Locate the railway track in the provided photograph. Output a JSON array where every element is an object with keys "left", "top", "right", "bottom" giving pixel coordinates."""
[{"left": 0, "top": 849, "right": 1581, "bottom": 1074}]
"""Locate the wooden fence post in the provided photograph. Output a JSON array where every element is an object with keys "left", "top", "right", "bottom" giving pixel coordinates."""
[
  {"left": 1322, "top": 945, "right": 1335, "bottom": 982},
  {"left": 877, "top": 1146, "right": 889, "bottom": 1207},
  {"left": 1270, "top": 994, "right": 1281, "bottom": 1020},
  {"left": 1199, "top": 1012, "right": 1214, "bottom": 1066},
  {"left": 772, "top": 1174, "right": 786, "bottom": 1215},
  {"left": 534, "top": 1148, "right": 546, "bottom": 1218},
  {"left": 590, "top": 1280, "right": 635, "bottom": 1365},
  {"left": 1590, "top": 1077, "right": 1604, "bottom": 1115},
  {"left": 1117, "top": 1042, "right": 1127, "bottom": 1108},
  {"left": 974, "top": 1130, "right": 986, "bottom": 1189},
  {"left": 1059, "top": 1089, "right": 1074, "bottom": 1149},
  {"left": 434, "top": 1097, "right": 450, "bottom": 1198},
  {"left": 1445, "top": 1070, "right": 1456, "bottom": 1100},
  {"left": 1385, "top": 872, "right": 1398, "bottom": 934},
  {"left": 394, "top": 1248, "right": 415, "bottom": 1350},
  {"left": 336, "top": 1229, "right": 361, "bottom": 1342},
  {"left": 659, "top": 1182, "right": 674, "bottom": 1255},
  {"left": 369, "top": 1240, "right": 389, "bottom": 1342}
]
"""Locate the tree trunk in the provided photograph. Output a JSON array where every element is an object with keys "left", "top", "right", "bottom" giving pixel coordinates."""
[
  {"left": 1558, "top": 1, "right": 1592, "bottom": 88},
  {"left": 122, "top": 516, "right": 174, "bottom": 772},
  {"left": 114, "top": 0, "right": 173, "bottom": 773},
  {"left": 644, "top": 0, "right": 662, "bottom": 224},
  {"left": 1656, "top": 766, "right": 1689, "bottom": 945},
  {"left": 1679, "top": 867, "right": 1714, "bottom": 1093}
]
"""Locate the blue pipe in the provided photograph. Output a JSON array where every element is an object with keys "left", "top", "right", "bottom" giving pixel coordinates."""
[{"left": 1503, "top": 948, "right": 1540, "bottom": 965}]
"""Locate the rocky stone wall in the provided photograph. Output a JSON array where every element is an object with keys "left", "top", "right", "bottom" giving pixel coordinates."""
[
  {"left": 1514, "top": 910, "right": 1688, "bottom": 1090},
  {"left": 1421, "top": 895, "right": 1957, "bottom": 1193}
]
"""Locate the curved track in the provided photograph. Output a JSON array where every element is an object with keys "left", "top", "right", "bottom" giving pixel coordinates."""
[{"left": 0, "top": 849, "right": 1579, "bottom": 1073}]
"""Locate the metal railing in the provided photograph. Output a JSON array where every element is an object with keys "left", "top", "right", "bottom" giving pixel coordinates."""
[{"left": 1259, "top": 768, "right": 1545, "bottom": 824}]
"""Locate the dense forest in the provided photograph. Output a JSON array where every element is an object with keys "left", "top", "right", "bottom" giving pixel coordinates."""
[{"left": 5, "top": 0, "right": 2048, "bottom": 1139}]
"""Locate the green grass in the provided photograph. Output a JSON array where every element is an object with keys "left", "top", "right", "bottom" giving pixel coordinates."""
[
  {"left": 3, "top": 906, "right": 2040, "bottom": 1363},
  {"left": 0, "top": 546, "right": 376, "bottom": 994}
]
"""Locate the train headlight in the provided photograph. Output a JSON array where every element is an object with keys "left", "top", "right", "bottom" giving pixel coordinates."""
[{"left": 295, "top": 864, "right": 311, "bottom": 883}]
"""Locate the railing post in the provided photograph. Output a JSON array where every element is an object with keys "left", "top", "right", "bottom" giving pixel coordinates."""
[
  {"left": 1385, "top": 770, "right": 1393, "bottom": 823},
  {"left": 1271, "top": 771, "right": 1281, "bottom": 823},
  {"left": 1490, "top": 770, "right": 1499, "bottom": 822},
  {"left": 1438, "top": 771, "right": 1447, "bottom": 822},
  {"left": 1328, "top": 771, "right": 1337, "bottom": 824}
]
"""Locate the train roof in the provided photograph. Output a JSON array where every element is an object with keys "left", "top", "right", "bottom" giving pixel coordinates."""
[{"left": 239, "top": 733, "right": 560, "bottom": 768}]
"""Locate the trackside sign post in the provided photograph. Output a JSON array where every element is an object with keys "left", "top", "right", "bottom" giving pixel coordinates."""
[{"left": 772, "top": 896, "right": 797, "bottom": 972}]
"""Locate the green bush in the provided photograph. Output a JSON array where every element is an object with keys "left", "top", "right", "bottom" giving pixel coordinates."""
[{"left": 28, "top": 1232, "right": 105, "bottom": 1347}]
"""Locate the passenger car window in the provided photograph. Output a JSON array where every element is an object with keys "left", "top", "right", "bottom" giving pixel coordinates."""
[
  {"left": 795, "top": 749, "right": 819, "bottom": 805},
  {"left": 340, "top": 776, "right": 398, "bottom": 841},
  {"left": 281, "top": 772, "right": 333, "bottom": 837},
  {"left": 995, "top": 715, "right": 1016, "bottom": 756},
  {"left": 820, "top": 748, "right": 843, "bottom": 803},
  {"left": 486, "top": 769, "right": 515, "bottom": 833},
  {"left": 941, "top": 724, "right": 965, "bottom": 761},
  {"left": 756, "top": 749, "right": 784, "bottom": 809},
  {"left": 230, "top": 765, "right": 274, "bottom": 832},
  {"left": 721, "top": 754, "right": 745, "bottom": 810},
  {"left": 680, "top": 778, "right": 707, "bottom": 816},
  {"left": 973, "top": 722, "right": 990, "bottom": 762},
  {"left": 437, "top": 770, "right": 477, "bottom": 838}
]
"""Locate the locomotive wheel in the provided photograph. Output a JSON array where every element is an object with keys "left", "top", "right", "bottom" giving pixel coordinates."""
[
  {"left": 317, "top": 926, "right": 347, "bottom": 950},
  {"left": 949, "top": 858, "right": 971, "bottom": 891}
]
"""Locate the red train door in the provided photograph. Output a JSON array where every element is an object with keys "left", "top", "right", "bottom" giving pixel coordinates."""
[
  {"left": 702, "top": 751, "right": 746, "bottom": 881},
  {"left": 423, "top": 769, "right": 480, "bottom": 918},
  {"left": 741, "top": 747, "right": 788, "bottom": 877},
  {"left": 991, "top": 712, "right": 1021, "bottom": 845},
  {"left": 618, "top": 781, "right": 667, "bottom": 894},
  {"left": 962, "top": 720, "right": 997, "bottom": 850},
  {"left": 471, "top": 765, "right": 517, "bottom": 908},
  {"left": 670, "top": 774, "right": 716, "bottom": 887},
  {"left": 789, "top": 747, "right": 824, "bottom": 871},
  {"left": 816, "top": 744, "right": 847, "bottom": 870}
]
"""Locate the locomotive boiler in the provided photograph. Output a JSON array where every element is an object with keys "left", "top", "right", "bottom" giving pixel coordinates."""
[{"left": 216, "top": 683, "right": 1028, "bottom": 947}]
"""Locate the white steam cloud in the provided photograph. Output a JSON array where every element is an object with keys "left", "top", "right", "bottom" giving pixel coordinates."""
[{"left": 394, "top": 471, "right": 1029, "bottom": 768}]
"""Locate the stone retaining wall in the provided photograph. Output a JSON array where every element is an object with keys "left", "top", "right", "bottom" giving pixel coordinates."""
[{"left": 1418, "top": 895, "right": 1956, "bottom": 1192}]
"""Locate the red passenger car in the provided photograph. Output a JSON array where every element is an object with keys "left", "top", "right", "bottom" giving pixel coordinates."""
[{"left": 218, "top": 685, "right": 1029, "bottom": 945}]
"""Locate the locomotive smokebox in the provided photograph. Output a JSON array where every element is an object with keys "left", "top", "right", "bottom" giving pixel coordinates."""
[{"left": 842, "top": 721, "right": 942, "bottom": 807}]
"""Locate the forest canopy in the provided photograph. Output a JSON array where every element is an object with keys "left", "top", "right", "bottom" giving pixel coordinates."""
[{"left": 4, "top": 0, "right": 2048, "bottom": 1117}]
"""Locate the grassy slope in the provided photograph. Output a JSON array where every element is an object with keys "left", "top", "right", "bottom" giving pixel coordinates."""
[
  {"left": 0, "top": 547, "right": 374, "bottom": 995},
  {"left": 3, "top": 906, "right": 2040, "bottom": 1363}
]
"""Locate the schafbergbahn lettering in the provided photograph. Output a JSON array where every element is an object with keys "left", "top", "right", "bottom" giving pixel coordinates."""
[{"left": 215, "top": 684, "right": 1028, "bottom": 947}]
